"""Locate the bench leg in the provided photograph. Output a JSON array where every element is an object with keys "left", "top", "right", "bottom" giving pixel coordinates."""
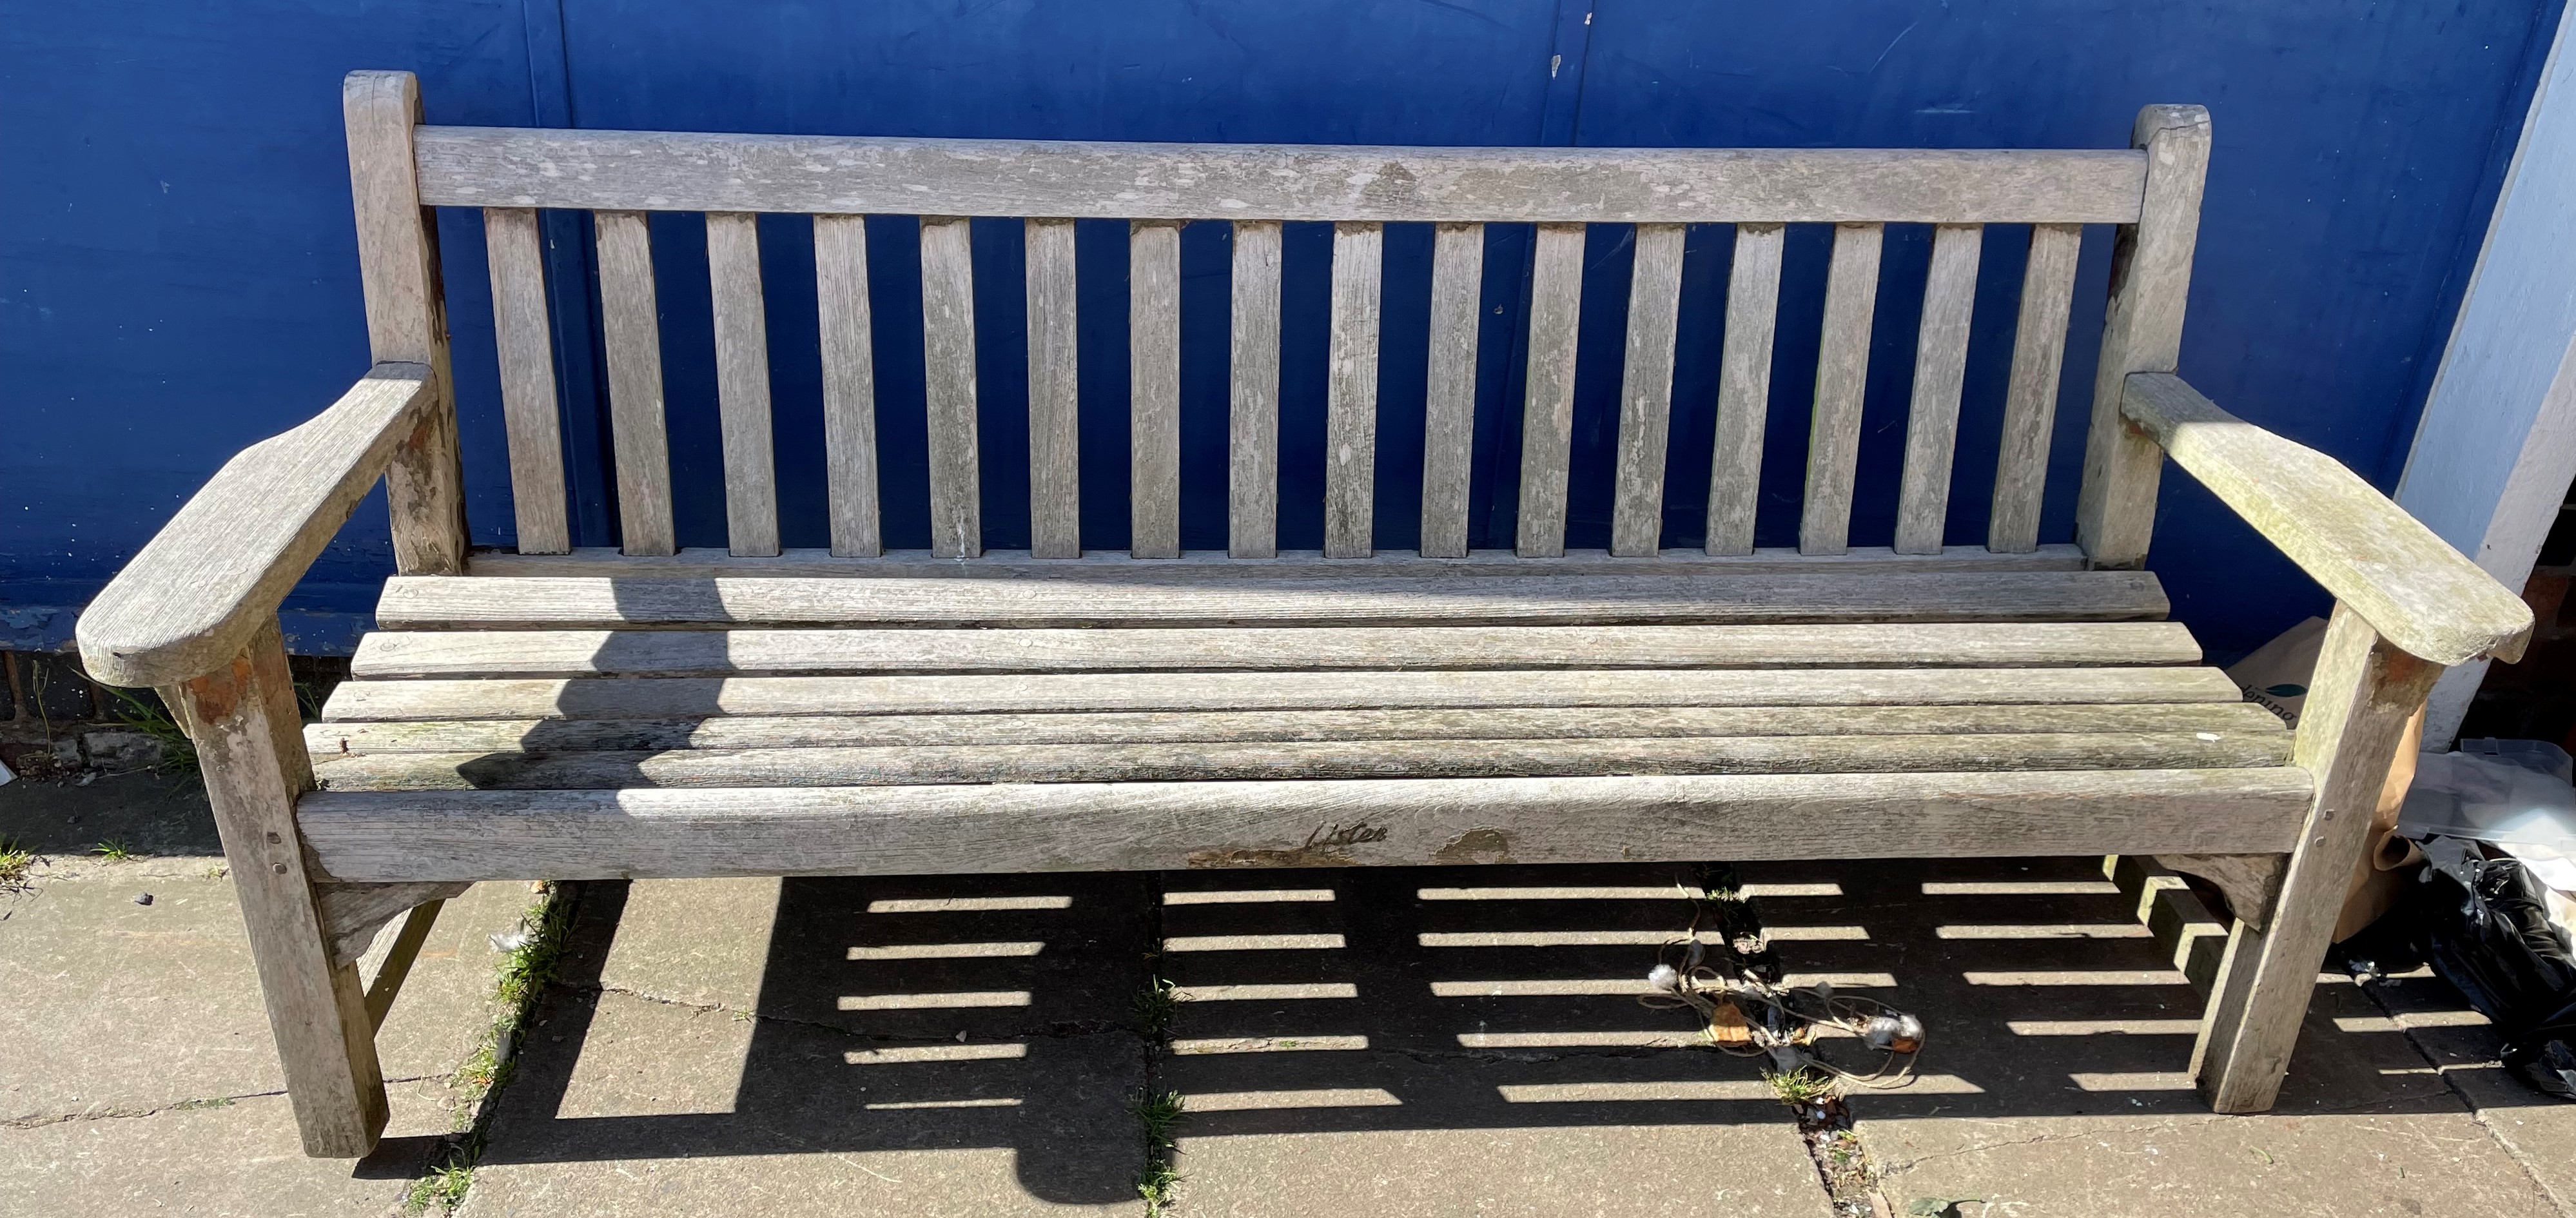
[
  {"left": 2192, "top": 605, "right": 2439, "bottom": 1112},
  {"left": 163, "top": 620, "right": 387, "bottom": 1156}
]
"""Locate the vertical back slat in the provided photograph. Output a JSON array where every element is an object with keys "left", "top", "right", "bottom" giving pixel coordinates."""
[
  {"left": 705, "top": 212, "right": 780, "bottom": 556},
  {"left": 813, "top": 215, "right": 881, "bottom": 558},
  {"left": 1516, "top": 222, "right": 1587, "bottom": 558},
  {"left": 592, "top": 210, "right": 676, "bottom": 556},
  {"left": 1989, "top": 222, "right": 2084, "bottom": 553},
  {"left": 1129, "top": 221, "right": 1183, "bottom": 559},
  {"left": 481, "top": 207, "right": 569, "bottom": 555},
  {"left": 1229, "top": 221, "right": 1284, "bottom": 558},
  {"left": 1706, "top": 223, "right": 1786, "bottom": 555},
  {"left": 1325, "top": 222, "right": 1385, "bottom": 558},
  {"left": 1610, "top": 222, "right": 1688, "bottom": 556},
  {"left": 1420, "top": 222, "right": 1485, "bottom": 559},
  {"left": 1891, "top": 222, "right": 1985, "bottom": 555},
  {"left": 1799, "top": 222, "right": 1885, "bottom": 556},
  {"left": 1025, "top": 218, "right": 1082, "bottom": 558},
  {"left": 918, "top": 216, "right": 982, "bottom": 558}
]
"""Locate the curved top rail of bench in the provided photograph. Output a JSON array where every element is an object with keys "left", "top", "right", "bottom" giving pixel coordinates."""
[
  {"left": 78, "top": 365, "right": 433, "bottom": 689},
  {"left": 413, "top": 126, "right": 2150, "bottom": 226}
]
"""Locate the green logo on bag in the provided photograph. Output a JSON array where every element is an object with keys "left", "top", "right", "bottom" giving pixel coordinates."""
[{"left": 2263, "top": 683, "right": 2306, "bottom": 698}]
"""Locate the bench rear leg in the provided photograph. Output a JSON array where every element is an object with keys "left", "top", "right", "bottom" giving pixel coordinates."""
[
  {"left": 2192, "top": 605, "right": 2439, "bottom": 1112},
  {"left": 163, "top": 620, "right": 387, "bottom": 1156}
]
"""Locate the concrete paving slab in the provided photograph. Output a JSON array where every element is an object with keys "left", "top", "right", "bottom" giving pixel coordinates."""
[
  {"left": 0, "top": 769, "right": 220, "bottom": 858},
  {"left": 457, "top": 876, "right": 1155, "bottom": 1215},
  {"left": 0, "top": 1077, "right": 449, "bottom": 1217},
  {"left": 460, "top": 983, "right": 1147, "bottom": 1215},
  {"left": 1746, "top": 858, "right": 2564, "bottom": 1218},
  {"left": 1156, "top": 864, "right": 1832, "bottom": 1217},
  {"left": 1, "top": 865, "right": 538, "bottom": 1122},
  {"left": 2361, "top": 971, "right": 2576, "bottom": 1213}
]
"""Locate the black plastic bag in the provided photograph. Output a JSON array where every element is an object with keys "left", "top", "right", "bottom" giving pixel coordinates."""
[
  {"left": 2418, "top": 841, "right": 2576, "bottom": 1101},
  {"left": 2333, "top": 840, "right": 2576, "bottom": 1101}
]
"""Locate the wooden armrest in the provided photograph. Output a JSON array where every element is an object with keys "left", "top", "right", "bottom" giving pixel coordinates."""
[
  {"left": 2121, "top": 372, "right": 2532, "bottom": 666},
  {"left": 77, "top": 364, "right": 434, "bottom": 688}
]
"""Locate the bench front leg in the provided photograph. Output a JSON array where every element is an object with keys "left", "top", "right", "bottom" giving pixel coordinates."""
[
  {"left": 2192, "top": 604, "right": 2441, "bottom": 1111},
  {"left": 162, "top": 620, "right": 388, "bottom": 1156}
]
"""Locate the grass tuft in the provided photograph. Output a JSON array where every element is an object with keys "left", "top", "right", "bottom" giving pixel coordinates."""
[
  {"left": 1766, "top": 1067, "right": 1837, "bottom": 1105},
  {"left": 1135, "top": 975, "right": 1184, "bottom": 1039},
  {"left": 1132, "top": 1089, "right": 1185, "bottom": 1214},
  {"left": 103, "top": 687, "right": 197, "bottom": 776},
  {"left": 404, "top": 885, "right": 577, "bottom": 1213},
  {"left": 0, "top": 838, "right": 33, "bottom": 889},
  {"left": 90, "top": 840, "right": 134, "bottom": 862}
]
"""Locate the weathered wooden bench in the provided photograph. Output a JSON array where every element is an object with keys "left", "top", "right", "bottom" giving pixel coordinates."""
[{"left": 77, "top": 71, "right": 2532, "bottom": 1157}]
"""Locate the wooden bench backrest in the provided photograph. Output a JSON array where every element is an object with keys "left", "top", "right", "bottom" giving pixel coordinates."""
[{"left": 357, "top": 73, "right": 2210, "bottom": 568}]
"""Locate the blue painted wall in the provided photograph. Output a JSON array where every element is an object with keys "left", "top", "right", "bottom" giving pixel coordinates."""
[{"left": 2, "top": 0, "right": 2562, "bottom": 660}]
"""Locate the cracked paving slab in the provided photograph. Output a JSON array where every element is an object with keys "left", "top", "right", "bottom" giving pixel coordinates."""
[
  {"left": 0, "top": 852, "right": 531, "bottom": 1123},
  {"left": 1744, "top": 858, "right": 2564, "bottom": 1218},
  {"left": 0, "top": 1077, "right": 452, "bottom": 1217}
]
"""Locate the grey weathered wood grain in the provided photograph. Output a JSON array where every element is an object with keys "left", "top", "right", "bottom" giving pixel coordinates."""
[
  {"left": 1611, "top": 223, "right": 1688, "bottom": 556},
  {"left": 360, "top": 899, "right": 445, "bottom": 1029},
  {"left": 315, "top": 729, "right": 2290, "bottom": 792},
  {"left": 162, "top": 623, "right": 387, "bottom": 1155},
  {"left": 2123, "top": 373, "right": 2532, "bottom": 665},
  {"left": 319, "top": 664, "right": 2245, "bottom": 724},
  {"left": 1801, "top": 222, "right": 1884, "bottom": 556},
  {"left": 309, "top": 702, "right": 2287, "bottom": 756},
  {"left": 2078, "top": 106, "right": 2211, "bottom": 568},
  {"left": 1131, "top": 221, "right": 1184, "bottom": 559},
  {"left": 1229, "top": 221, "right": 1284, "bottom": 558},
  {"left": 918, "top": 216, "right": 982, "bottom": 558},
  {"left": 1517, "top": 224, "right": 1588, "bottom": 557},
  {"left": 302, "top": 767, "right": 2308, "bottom": 884},
  {"left": 1420, "top": 222, "right": 1485, "bottom": 559},
  {"left": 480, "top": 208, "right": 569, "bottom": 555},
  {"left": 77, "top": 366, "right": 431, "bottom": 689},
  {"left": 1892, "top": 223, "right": 1985, "bottom": 555},
  {"left": 1024, "top": 218, "right": 1082, "bottom": 558},
  {"left": 705, "top": 212, "right": 780, "bottom": 556},
  {"left": 468, "top": 542, "right": 2092, "bottom": 580},
  {"left": 1707, "top": 224, "right": 1786, "bottom": 555},
  {"left": 2195, "top": 607, "right": 2441, "bottom": 1112},
  {"left": 418, "top": 128, "right": 2149, "bottom": 225},
  {"left": 375, "top": 569, "right": 2171, "bottom": 630},
  {"left": 812, "top": 214, "right": 882, "bottom": 558},
  {"left": 346, "top": 72, "right": 466, "bottom": 576},
  {"left": 592, "top": 210, "right": 676, "bottom": 556},
  {"left": 347, "top": 621, "right": 2201, "bottom": 680},
  {"left": 1989, "top": 222, "right": 2083, "bottom": 553},
  {"left": 1325, "top": 222, "right": 1385, "bottom": 558},
  {"left": 316, "top": 879, "right": 469, "bottom": 967}
]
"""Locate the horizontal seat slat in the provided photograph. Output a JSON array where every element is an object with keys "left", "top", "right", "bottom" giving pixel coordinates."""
[
  {"left": 297, "top": 768, "right": 2312, "bottom": 883},
  {"left": 465, "top": 544, "right": 2098, "bottom": 580},
  {"left": 307, "top": 702, "right": 2288, "bottom": 754},
  {"left": 347, "top": 622, "right": 2200, "bottom": 680},
  {"left": 375, "top": 570, "right": 2169, "bottom": 631},
  {"left": 413, "top": 128, "right": 2149, "bottom": 224},
  {"left": 311, "top": 730, "right": 2292, "bottom": 791},
  {"left": 319, "top": 665, "right": 2247, "bottom": 722}
]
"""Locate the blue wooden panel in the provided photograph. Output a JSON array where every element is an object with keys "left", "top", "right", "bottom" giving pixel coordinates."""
[{"left": 0, "top": 0, "right": 2562, "bottom": 666}]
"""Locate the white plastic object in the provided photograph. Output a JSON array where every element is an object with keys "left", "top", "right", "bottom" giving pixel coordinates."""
[
  {"left": 0, "top": 757, "right": 13, "bottom": 787},
  {"left": 2458, "top": 737, "right": 2575, "bottom": 783},
  {"left": 2399, "top": 747, "right": 2576, "bottom": 852}
]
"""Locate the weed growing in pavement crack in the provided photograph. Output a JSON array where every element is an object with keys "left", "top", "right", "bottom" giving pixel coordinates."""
[
  {"left": 0, "top": 838, "right": 33, "bottom": 889},
  {"left": 89, "top": 840, "right": 133, "bottom": 862},
  {"left": 1132, "top": 882, "right": 1187, "bottom": 1215},
  {"left": 1133, "top": 1088, "right": 1186, "bottom": 1213},
  {"left": 404, "top": 883, "right": 576, "bottom": 1215}
]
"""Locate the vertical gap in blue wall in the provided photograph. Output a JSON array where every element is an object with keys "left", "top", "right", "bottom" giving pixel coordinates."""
[
  {"left": 523, "top": 0, "right": 615, "bottom": 547},
  {"left": 1478, "top": 0, "right": 1599, "bottom": 549}
]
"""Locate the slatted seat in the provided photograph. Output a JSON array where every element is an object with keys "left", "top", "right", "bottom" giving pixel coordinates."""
[{"left": 75, "top": 70, "right": 2536, "bottom": 1157}]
